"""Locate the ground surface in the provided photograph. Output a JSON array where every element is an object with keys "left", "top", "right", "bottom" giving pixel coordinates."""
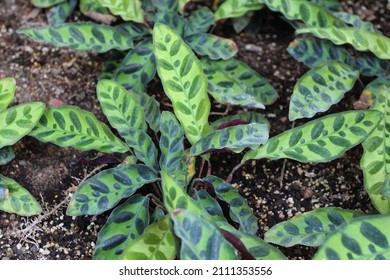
[{"left": 0, "top": 0, "right": 389, "bottom": 260}]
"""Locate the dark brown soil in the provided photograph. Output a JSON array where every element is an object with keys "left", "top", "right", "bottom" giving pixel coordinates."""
[{"left": 0, "top": 0, "right": 389, "bottom": 260}]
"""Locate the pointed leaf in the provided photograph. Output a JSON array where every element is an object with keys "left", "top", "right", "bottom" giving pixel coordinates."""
[
  {"left": 154, "top": 23, "right": 211, "bottom": 145},
  {"left": 132, "top": 91, "right": 161, "bottom": 132},
  {"left": 31, "top": 0, "right": 65, "bottom": 8},
  {"left": 201, "top": 176, "right": 258, "bottom": 235},
  {"left": 194, "top": 189, "right": 226, "bottom": 223},
  {"left": 121, "top": 215, "right": 177, "bottom": 260},
  {"left": 314, "top": 214, "right": 390, "bottom": 260},
  {"left": 215, "top": 0, "right": 263, "bottom": 20},
  {"left": 0, "top": 146, "right": 15, "bottom": 165},
  {"left": 190, "top": 123, "right": 269, "bottom": 156},
  {"left": 30, "top": 106, "right": 129, "bottom": 154},
  {"left": 67, "top": 164, "right": 158, "bottom": 216},
  {"left": 289, "top": 61, "right": 359, "bottom": 121},
  {"left": 333, "top": 12, "right": 379, "bottom": 33},
  {"left": 17, "top": 23, "right": 134, "bottom": 53},
  {"left": 243, "top": 110, "right": 382, "bottom": 163},
  {"left": 159, "top": 111, "right": 184, "bottom": 174},
  {"left": 355, "top": 56, "right": 390, "bottom": 77},
  {"left": 265, "top": 207, "right": 363, "bottom": 247},
  {"left": 48, "top": 0, "right": 77, "bottom": 24},
  {"left": 184, "top": 7, "right": 214, "bottom": 37},
  {"left": 0, "top": 77, "right": 16, "bottom": 112},
  {"left": 171, "top": 209, "right": 238, "bottom": 260},
  {"left": 185, "top": 33, "right": 237, "bottom": 60},
  {"left": 210, "top": 112, "right": 270, "bottom": 131},
  {"left": 155, "top": 11, "right": 186, "bottom": 36},
  {"left": 201, "top": 57, "right": 278, "bottom": 107},
  {"left": 296, "top": 26, "right": 390, "bottom": 60},
  {"left": 0, "top": 175, "right": 42, "bottom": 216},
  {"left": 97, "top": 0, "right": 144, "bottom": 23},
  {"left": 0, "top": 103, "right": 46, "bottom": 149},
  {"left": 93, "top": 195, "right": 150, "bottom": 260}
]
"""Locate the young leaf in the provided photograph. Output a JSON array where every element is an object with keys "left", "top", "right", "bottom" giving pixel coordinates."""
[
  {"left": 296, "top": 26, "right": 390, "bottom": 60},
  {"left": 201, "top": 57, "right": 278, "bottom": 107},
  {"left": 361, "top": 78, "right": 390, "bottom": 214},
  {"left": 190, "top": 123, "right": 269, "bottom": 156},
  {"left": 215, "top": 0, "right": 264, "bottom": 20},
  {"left": 112, "top": 39, "right": 156, "bottom": 93},
  {"left": 171, "top": 209, "right": 238, "bottom": 260},
  {"left": 153, "top": 23, "right": 211, "bottom": 145},
  {"left": 132, "top": 91, "right": 161, "bottom": 132},
  {"left": 265, "top": 207, "right": 363, "bottom": 247},
  {"left": 121, "top": 214, "right": 177, "bottom": 260},
  {"left": 289, "top": 60, "right": 359, "bottom": 121},
  {"left": 155, "top": 11, "right": 186, "bottom": 36},
  {"left": 287, "top": 37, "right": 356, "bottom": 69},
  {"left": 31, "top": 0, "right": 65, "bottom": 8},
  {"left": 0, "top": 103, "right": 46, "bottom": 149},
  {"left": 333, "top": 12, "right": 379, "bottom": 33},
  {"left": 18, "top": 23, "right": 134, "bottom": 53},
  {"left": 355, "top": 56, "right": 390, "bottom": 77},
  {"left": 0, "top": 175, "right": 42, "bottom": 216},
  {"left": 30, "top": 106, "right": 129, "bottom": 154},
  {"left": 201, "top": 176, "right": 258, "bottom": 235},
  {"left": 311, "top": 0, "right": 341, "bottom": 12},
  {"left": 194, "top": 189, "right": 227, "bottom": 223},
  {"left": 185, "top": 33, "right": 238, "bottom": 60},
  {"left": 210, "top": 112, "right": 270, "bottom": 131},
  {"left": 97, "top": 0, "right": 144, "bottom": 23},
  {"left": 0, "top": 146, "right": 15, "bottom": 165},
  {"left": 313, "top": 214, "right": 390, "bottom": 260},
  {"left": 259, "top": 0, "right": 344, "bottom": 27},
  {"left": 0, "top": 77, "right": 16, "bottom": 112},
  {"left": 184, "top": 7, "right": 214, "bottom": 37},
  {"left": 217, "top": 222, "right": 287, "bottom": 260},
  {"left": 48, "top": 0, "right": 77, "bottom": 24},
  {"left": 243, "top": 110, "right": 382, "bottom": 163},
  {"left": 93, "top": 195, "right": 150, "bottom": 260},
  {"left": 67, "top": 164, "right": 158, "bottom": 216},
  {"left": 159, "top": 111, "right": 185, "bottom": 175}
]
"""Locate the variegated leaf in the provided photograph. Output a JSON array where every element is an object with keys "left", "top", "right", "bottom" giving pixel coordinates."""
[
  {"left": 97, "top": 0, "right": 144, "bottom": 22},
  {"left": 0, "top": 77, "right": 16, "bottom": 112},
  {"left": 18, "top": 23, "right": 134, "bottom": 52},
  {"left": 265, "top": 207, "right": 362, "bottom": 247},
  {"left": 333, "top": 12, "right": 379, "bottom": 33},
  {"left": 31, "top": 0, "right": 65, "bottom": 8},
  {"left": 132, "top": 91, "right": 161, "bottom": 132},
  {"left": 159, "top": 111, "right": 184, "bottom": 175},
  {"left": 215, "top": 0, "right": 264, "bottom": 20},
  {"left": 0, "top": 103, "right": 46, "bottom": 149},
  {"left": 289, "top": 61, "right": 359, "bottom": 121},
  {"left": 194, "top": 189, "right": 226, "bottom": 223},
  {"left": 30, "top": 106, "right": 129, "bottom": 154},
  {"left": 93, "top": 195, "right": 150, "bottom": 260},
  {"left": 311, "top": 0, "right": 341, "bottom": 12},
  {"left": 171, "top": 209, "right": 238, "bottom": 260},
  {"left": 155, "top": 11, "right": 186, "bottom": 36},
  {"left": 152, "top": 0, "right": 178, "bottom": 12},
  {"left": 0, "top": 177, "right": 6, "bottom": 200},
  {"left": 99, "top": 51, "right": 126, "bottom": 80},
  {"left": 151, "top": 207, "right": 166, "bottom": 223},
  {"left": 190, "top": 123, "right": 269, "bottom": 156},
  {"left": 0, "top": 146, "right": 15, "bottom": 165},
  {"left": 67, "top": 164, "right": 158, "bottom": 216},
  {"left": 48, "top": 0, "right": 77, "bottom": 24},
  {"left": 171, "top": 149, "right": 196, "bottom": 187},
  {"left": 153, "top": 23, "right": 210, "bottom": 145},
  {"left": 201, "top": 57, "right": 278, "bottom": 107},
  {"left": 184, "top": 7, "right": 214, "bottom": 37},
  {"left": 116, "top": 22, "right": 150, "bottom": 41},
  {"left": 80, "top": 0, "right": 110, "bottom": 14},
  {"left": 243, "top": 110, "right": 381, "bottom": 163},
  {"left": 381, "top": 175, "right": 390, "bottom": 199},
  {"left": 296, "top": 26, "right": 390, "bottom": 60},
  {"left": 355, "top": 56, "right": 390, "bottom": 77},
  {"left": 210, "top": 112, "right": 270, "bottom": 131}
]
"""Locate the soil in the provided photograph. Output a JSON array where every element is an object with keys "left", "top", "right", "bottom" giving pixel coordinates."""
[{"left": 0, "top": 0, "right": 389, "bottom": 260}]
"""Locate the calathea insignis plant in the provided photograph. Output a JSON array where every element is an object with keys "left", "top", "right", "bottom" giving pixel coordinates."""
[{"left": 0, "top": 77, "right": 45, "bottom": 216}]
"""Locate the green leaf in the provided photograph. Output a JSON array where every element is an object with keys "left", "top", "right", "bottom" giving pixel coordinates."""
[
  {"left": 243, "top": 110, "right": 382, "bottom": 163},
  {"left": 215, "top": 0, "right": 264, "bottom": 20},
  {"left": 194, "top": 189, "right": 226, "bottom": 223},
  {"left": 217, "top": 222, "right": 287, "bottom": 260},
  {"left": 232, "top": 14, "right": 252, "bottom": 33},
  {"left": 152, "top": 0, "right": 179, "bottom": 13},
  {"left": 190, "top": 123, "right": 269, "bottom": 156},
  {"left": 99, "top": 51, "right": 126, "bottom": 80},
  {"left": 97, "top": 79, "right": 147, "bottom": 138},
  {"left": 17, "top": 23, "right": 134, "bottom": 53},
  {"left": 381, "top": 175, "right": 390, "bottom": 199},
  {"left": 121, "top": 214, "right": 177, "bottom": 260},
  {"left": 361, "top": 77, "right": 390, "bottom": 214},
  {"left": 159, "top": 111, "right": 184, "bottom": 175},
  {"left": 210, "top": 112, "right": 270, "bottom": 131},
  {"left": 0, "top": 103, "right": 46, "bottom": 149},
  {"left": 132, "top": 91, "right": 161, "bottom": 132},
  {"left": 287, "top": 37, "right": 356, "bottom": 69},
  {"left": 0, "top": 177, "right": 7, "bottom": 200},
  {"left": 184, "top": 7, "right": 214, "bottom": 37},
  {"left": 0, "top": 77, "right": 16, "bottom": 112},
  {"left": 311, "top": 0, "right": 341, "bottom": 12},
  {"left": 155, "top": 11, "right": 186, "bottom": 36},
  {"left": 259, "top": 0, "right": 344, "bottom": 27},
  {"left": 0, "top": 175, "right": 42, "bottom": 216},
  {"left": 80, "top": 0, "right": 110, "bottom": 14},
  {"left": 171, "top": 209, "right": 238, "bottom": 260},
  {"left": 185, "top": 33, "right": 238, "bottom": 60},
  {"left": 265, "top": 207, "right": 363, "bottom": 247},
  {"left": 0, "top": 146, "right": 15, "bottom": 165},
  {"left": 93, "top": 195, "right": 150, "bottom": 260},
  {"left": 355, "top": 56, "right": 390, "bottom": 77},
  {"left": 48, "top": 0, "right": 77, "bottom": 24},
  {"left": 115, "top": 22, "right": 150, "bottom": 41},
  {"left": 30, "top": 105, "right": 129, "bottom": 154},
  {"left": 31, "top": 0, "right": 65, "bottom": 8},
  {"left": 67, "top": 164, "right": 158, "bottom": 216},
  {"left": 201, "top": 57, "right": 278, "bottom": 107},
  {"left": 201, "top": 176, "right": 258, "bottom": 235},
  {"left": 313, "top": 214, "right": 390, "bottom": 260},
  {"left": 333, "top": 12, "right": 379, "bottom": 33},
  {"left": 97, "top": 0, "right": 144, "bottom": 22},
  {"left": 289, "top": 61, "right": 359, "bottom": 121},
  {"left": 112, "top": 39, "right": 156, "bottom": 93},
  {"left": 154, "top": 23, "right": 211, "bottom": 145},
  {"left": 296, "top": 26, "right": 390, "bottom": 60},
  {"left": 171, "top": 149, "right": 196, "bottom": 187},
  {"left": 151, "top": 207, "right": 166, "bottom": 223}
]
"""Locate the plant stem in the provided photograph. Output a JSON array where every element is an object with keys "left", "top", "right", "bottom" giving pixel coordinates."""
[{"left": 226, "top": 161, "right": 246, "bottom": 183}]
